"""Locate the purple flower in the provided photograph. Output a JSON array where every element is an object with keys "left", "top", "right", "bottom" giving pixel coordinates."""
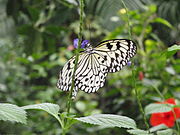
[
  {"left": 73, "top": 38, "right": 79, "bottom": 48},
  {"left": 127, "top": 61, "right": 131, "bottom": 66},
  {"left": 81, "top": 40, "right": 89, "bottom": 48},
  {"left": 73, "top": 38, "right": 89, "bottom": 48}
]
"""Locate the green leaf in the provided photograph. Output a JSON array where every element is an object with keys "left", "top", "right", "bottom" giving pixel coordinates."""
[
  {"left": 75, "top": 114, "right": 136, "bottom": 129},
  {"left": 145, "top": 104, "right": 172, "bottom": 115},
  {"left": 149, "top": 5, "right": 157, "bottom": 13},
  {"left": 22, "top": 103, "right": 60, "bottom": 118},
  {"left": 165, "top": 45, "right": 180, "bottom": 58},
  {"left": 127, "top": 129, "right": 153, "bottom": 135},
  {"left": 0, "top": 103, "right": 27, "bottom": 124},
  {"left": 153, "top": 18, "right": 173, "bottom": 28},
  {"left": 149, "top": 124, "right": 168, "bottom": 132},
  {"left": 157, "top": 129, "right": 173, "bottom": 135},
  {"left": 168, "top": 45, "right": 180, "bottom": 52},
  {"left": 28, "top": 7, "right": 40, "bottom": 22}
]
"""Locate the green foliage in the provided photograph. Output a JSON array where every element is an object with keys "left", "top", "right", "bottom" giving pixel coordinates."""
[
  {"left": 149, "top": 124, "right": 168, "bottom": 132},
  {"left": 145, "top": 104, "right": 173, "bottom": 115},
  {"left": 22, "top": 103, "right": 60, "bottom": 119},
  {"left": 127, "top": 129, "right": 152, "bottom": 135},
  {"left": 153, "top": 18, "right": 173, "bottom": 29},
  {"left": 0, "top": 0, "right": 180, "bottom": 134},
  {"left": 76, "top": 114, "right": 137, "bottom": 129},
  {"left": 156, "top": 129, "right": 173, "bottom": 135},
  {"left": 166, "top": 45, "right": 180, "bottom": 58},
  {"left": 0, "top": 103, "right": 27, "bottom": 124}
]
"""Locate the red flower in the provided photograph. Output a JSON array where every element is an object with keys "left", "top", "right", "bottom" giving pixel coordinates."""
[
  {"left": 138, "top": 71, "right": 144, "bottom": 81},
  {"left": 150, "top": 98, "right": 180, "bottom": 128}
]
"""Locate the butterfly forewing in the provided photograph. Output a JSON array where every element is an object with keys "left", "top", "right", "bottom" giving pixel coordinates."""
[
  {"left": 57, "top": 39, "right": 137, "bottom": 98},
  {"left": 94, "top": 39, "right": 136, "bottom": 72}
]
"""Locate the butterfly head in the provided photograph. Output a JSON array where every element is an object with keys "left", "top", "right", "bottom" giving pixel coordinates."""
[{"left": 84, "top": 43, "right": 94, "bottom": 53}]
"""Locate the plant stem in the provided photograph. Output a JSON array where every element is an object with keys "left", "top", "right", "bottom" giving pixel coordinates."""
[
  {"left": 62, "top": 0, "right": 84, "bottom": 134},
  {"left": 66, "top": 0, "right": 84, "bottom": 114},
  {"left": 120, "top": 0, "right": 149, "bottom": 130},
  {"left": 151, "top": 85, "right": 165, "bottom": 101},
  {"left": 55, "top": 115, "right": 66, "bottom": 135},
  {"left": 132, "top": 69, "right": 150, "bottom": 131},
  {"left": 120, "top": 0, "right": 150, "bottom": 131},
  {"left": 172, "top": 109, "right": 180, "bottom": 134},
  {"left": 120, "top": 0, "right": 131, "bottom": 39}
]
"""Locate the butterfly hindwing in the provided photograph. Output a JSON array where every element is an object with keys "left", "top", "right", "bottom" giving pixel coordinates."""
[
  {"left": 57, "top": 52, "right": 108, "bottom": 97},
  {"left": 75, "top": 53, "right": 107, "bottom": 93}
]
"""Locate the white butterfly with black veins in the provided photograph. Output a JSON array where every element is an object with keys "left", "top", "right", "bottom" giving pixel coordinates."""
[{"left": 57, "top": 39, "right": 137, "bottom": 98}]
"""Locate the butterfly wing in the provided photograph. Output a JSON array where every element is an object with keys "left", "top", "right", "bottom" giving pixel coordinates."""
[
  {"left": 57, "top": 39, "right": 137, "bottom": 98},
  {"left": 93, "top": 39, "right": 137, "bottom": 72},
  {"left": 57, "top": 55, "right": 77, "bottom": 97},
  {"left": 57, "top": 52, "right": 108, "bottom": 98},
  {"left": 75, "top": 53, "right": 108, "bottom": 93}
]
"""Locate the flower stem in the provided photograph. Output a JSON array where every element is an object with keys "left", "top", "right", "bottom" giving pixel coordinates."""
[
  {"left": 120, "top": 0, "right": 131, "bottom": 39},
  {"left": 120, "top": 0, "right": 150, "bottom": 130},
  {"left": 172, "top": 105, "right": 180, "bottom": 134},
  {"left": 151, "top": 85, "right": 165, "bottom": 101},
  {"left": 66, "top": 0, "right": 84, "bottom": 114},
  {"left": 62, "top": 0, "right": 84, "bottom": 134},
  {"left": 132, "top": 69, "right": 150, "bottom": 131}
]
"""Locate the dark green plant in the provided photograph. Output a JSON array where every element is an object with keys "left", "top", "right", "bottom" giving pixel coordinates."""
[{"left": 1, "top": 0, "right": 180, "bottom": 134}]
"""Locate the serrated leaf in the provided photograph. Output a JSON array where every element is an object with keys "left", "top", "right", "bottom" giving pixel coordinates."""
[
  {"left": 145, "top": 104, "right": 172, "bottom": 115},
  {"left": 127, "top": 129, "right": 153, "bottom": 135},
  {"left": 0, "top": 103, "right": 27, "bottom": 124},
  {"left": 76, "top": 114, "right": 136, "bottom": 129},
  {"left": 157, "top": 129, "right": 173, "bottom": 135},
  {"left": 149, "top": 124, "right": 168, "bottom": 132},
  {"left": 22, "top": 103, "right": 60, "bottom": 117}
]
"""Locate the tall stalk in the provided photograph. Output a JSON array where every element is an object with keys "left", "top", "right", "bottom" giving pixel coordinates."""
[
  {"left": 120, "top": 0, "right": 150, "bottom": 131},
  {"left": 66, "top": 0, "right": 84, "bottom": 114},
  {"left": 62, "top": 0, "right": 84, "bottom": 134}
]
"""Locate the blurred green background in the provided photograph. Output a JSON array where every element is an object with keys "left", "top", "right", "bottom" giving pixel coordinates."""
[{"left": 0, "top": 0, "right": 180, "bottom": 134}]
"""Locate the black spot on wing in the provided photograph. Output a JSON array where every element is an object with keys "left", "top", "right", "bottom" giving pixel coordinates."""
[
  {"left": 111, "top": 58, "right": 114, "bottom": 62},
  {"left": 67, "top": 62, "right": 71, "bottom": 70},
  {"left": 104, "top": 55, "right": 107, "bottom": 61},
  {"left": 106, "top": 43, "right": 113, "bottom": 50},
  {"left": 116, "top": 41, "right": 120, "bottom": 49},
  {"left": 115, "top": 53, "right": 119, "bottom": 58},
  {"left": 68, "top": 72, "right": 72, "bottom": 77},
  {"left": 126, "top": 40, "right": 131, "bottom": 47}
]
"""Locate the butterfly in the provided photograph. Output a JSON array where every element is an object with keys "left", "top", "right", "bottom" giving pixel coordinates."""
[{"left": 57, "top": 39, "right": 137, "bottom": 99}]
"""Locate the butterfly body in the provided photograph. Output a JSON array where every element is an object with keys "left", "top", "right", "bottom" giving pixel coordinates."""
[
  {"left": 84, "top": 44, "right": 94, "bottom": 54},
  {"left": 57, "top": 39, "right": 137, "bottom": 98}
]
